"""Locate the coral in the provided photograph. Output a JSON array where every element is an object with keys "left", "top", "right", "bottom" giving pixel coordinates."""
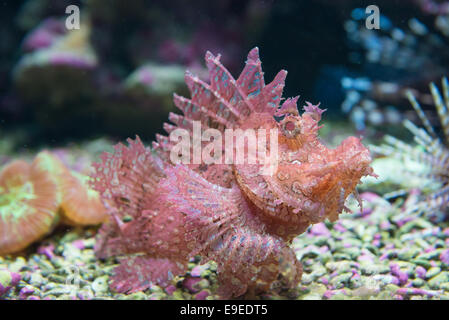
[
  {"left": 59, "top": 170, "right": 107, "bottom": 226},
  {"left": 372, "top": 78, "right": 449, "bottom": 217},
  {"left": 21, "top": 17, "right": 66, "bottom": 52},
  {"left": 0, "top": 150, "right": 106, "bottom": 255},
  {"left": 14, "top": 21, "right": 97, "bottom": 92},
  {"left": 4, "top": 1, "right": 273, "bottom": 139},
  {"left": 13, "top": 21, "right": 99, "bottom": 137},
  {"left": 0, "top": 157, "right": 59, "bottom": 255},
  {"left": 124, "top": 63, "right": 188, "bottom": 99},
  {"left": 32, "top": 151, "right": 107, "bottom": 226},
  {"left": 92, "top": 48, "right": 375, "bottom": 298},
  {"left": 16, "top": 21, "right": 97, "bottom": 72}
]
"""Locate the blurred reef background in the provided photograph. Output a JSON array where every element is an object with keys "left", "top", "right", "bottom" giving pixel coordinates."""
[{"left": 2, "top": 0, "right": 438, "bottom": 146}]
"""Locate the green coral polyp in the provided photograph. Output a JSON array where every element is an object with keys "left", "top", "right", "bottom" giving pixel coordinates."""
[
  {"left": 0, "top": 182, "right": 36, "bottom": 222},
  {"left": 0, "top": 157, "right": 60, "bottom": 255}
]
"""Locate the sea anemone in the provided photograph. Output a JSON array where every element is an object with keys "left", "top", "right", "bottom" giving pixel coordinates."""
[
  {"left": 58, "top": 170, "right": 107, "bottom": 226},
  {"left": 372, "top": 77, "right": 449, "bottom": 217},
  {"left": 0, "top": 158, "right": 59, "bottom": 255}
]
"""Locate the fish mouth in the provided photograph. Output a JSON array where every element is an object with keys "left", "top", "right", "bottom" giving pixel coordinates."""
[{"left": 297, "top": 138, "right": 375, "bottom": 222}]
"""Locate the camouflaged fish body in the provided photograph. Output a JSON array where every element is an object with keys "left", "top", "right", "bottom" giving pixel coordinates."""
[{"left": 92, "top": 48, "right": 374, "bottom": 298}]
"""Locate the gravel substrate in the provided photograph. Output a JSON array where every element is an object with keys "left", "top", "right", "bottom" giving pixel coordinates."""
[{"left": 1, "top": 190, "right": 449, "bottom": 300}]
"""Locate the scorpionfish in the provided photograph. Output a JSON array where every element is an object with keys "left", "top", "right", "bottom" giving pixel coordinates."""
[{"left": 91, "top": 48, "right": 375, "bottom": 298}]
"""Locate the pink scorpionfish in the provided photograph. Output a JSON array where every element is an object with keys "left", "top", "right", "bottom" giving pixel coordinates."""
[{"left": 91, "top": 48, "right": 375, "bottom": 298}]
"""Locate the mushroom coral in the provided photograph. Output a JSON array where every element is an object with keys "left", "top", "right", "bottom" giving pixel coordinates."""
[
  {"left": 0, "top": 158, "right": 59, "bottom": 255},
  {"left": 59, "top": 170, "right": 107, "bottom": 226},
  {"left": 36, "top": 151, "right": 107, "bottom": 226},
  {"left": 0, "top": 151, "right": 107, "bottom": 255}
]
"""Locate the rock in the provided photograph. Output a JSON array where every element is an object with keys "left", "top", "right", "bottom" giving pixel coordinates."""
[
  {"left": 426, "top": 267, "right": 441, "bottom": 279},
  {"left": 439, "top": 282, "right": 449, "bottom": 291},
  {"left": 360, "top": 263, "right": 390, "bottom": 275},
  {"left": 30, "top": 272, "right": 46, "bottom": 287},
  {"left": 124, "top": 292, "right": 147, "bottom": 300},
  {"left": 412, "top": 259, "right": 432, "bottom": 269},
  {"left": 0, "top": 269, "right": 21, "bottom": 296},
  {"left": 194, "top": 290, "right": 210, "bottom": 300},
  {"left": 440, "top": 249, "right": 449, "bottom": 266},
  {"left": 428, "top": 272, "right": 449, "bottom": 289},
  {"left": 8, "top": 257, "right": 26, "bottom": 273},
  {"left": 397, "top": 248, "right": 421, "bottom": 260},
  {"left": 330, "top": 273, "right": 353, "bottom": 289},
  {"left": 416, "top": 249, "right": 444, "bottom": 261}
]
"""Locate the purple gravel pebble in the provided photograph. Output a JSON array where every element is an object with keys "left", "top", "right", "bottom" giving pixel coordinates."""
[
  {"left": 323, "top": 290, "right": 334, "bottom": 299},
  {"left": 390, "top": 264, "right": 409, "bottom": 285},
  {"left": 333, "top": 223, "right": 347, "bottom": 233},
  {"left": 19, "top": 287, "right": 35, "bottom": 299},
  {"left": 415, "top": 266, "right": 427, "bottom": 279},
  {"left": 309, "top": 223, "right": 331, "bottom": 237},
  {"left": 396, "top": 288, "right": 440, "bottom": 297},
  {"left": 443, "top": 228, "right": 449, "bottom": 236},
  {"left": 195, "top": 290, "right": 209, "bottom": 300},
  {"left": 165, "top": 285, "right": 176, "bottom": 295},
  {"left": 440, "top": 249, "right": 449, "bottom": 265},
  {"left": 72, "top": 240, "right": 85, "bottom": 250},
  {"left": 319, "top": 277, "right": 329, "bottom": 285},
  {"left": 360, "top": 192, "right": 382, "bottom": 202},
  {"left": 37, "top": 244, "right": 55, "bottom": 260},
  {"left": 183, "top": 277, "right": 203, "bottom": 293}
]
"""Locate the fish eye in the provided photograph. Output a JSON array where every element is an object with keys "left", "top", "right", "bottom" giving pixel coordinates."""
[
  {"left": 285, "top": 121, "right": 296, "bottom": 131},
  {"left": 280, "top": 116, "right": 300, "bottom": 138}
]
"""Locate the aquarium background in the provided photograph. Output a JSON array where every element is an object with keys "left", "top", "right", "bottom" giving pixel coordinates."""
[
  {"left": 2, "top": 0, "right": 436, "bottom": 145},
  {"left": 1, "top": 0, "right": 449, "bottom": 300}
]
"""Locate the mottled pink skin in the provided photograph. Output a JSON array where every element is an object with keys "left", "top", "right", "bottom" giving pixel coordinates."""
[{"left": 92, "top": 48, "right": 374, "bottom": 298}]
